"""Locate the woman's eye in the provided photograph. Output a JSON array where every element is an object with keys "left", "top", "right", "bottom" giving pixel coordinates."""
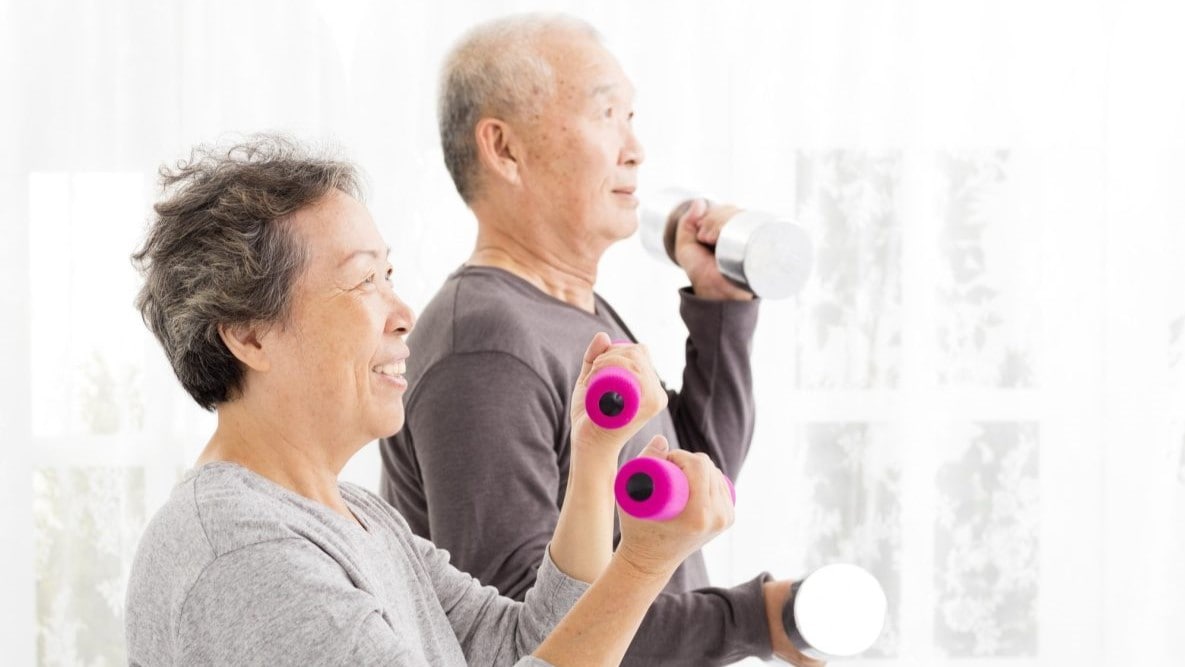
[{"left": 384, "top": 268, "right": 394, "bottom": 283}]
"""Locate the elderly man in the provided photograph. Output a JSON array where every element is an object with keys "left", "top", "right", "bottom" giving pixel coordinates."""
[{"left": 380, "top": 14, "right": 818, "bottom": 666}]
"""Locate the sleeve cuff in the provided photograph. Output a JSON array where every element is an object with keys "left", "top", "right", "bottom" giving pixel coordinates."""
[
  {"left": 678, "top": 287, "right": 760, "bottom": 336},
  {"left": 530, "top": 544, "right": 592, "bottom": 625},
  {"left": 737, "top": 571, "right": 776, "bottom": 659}
]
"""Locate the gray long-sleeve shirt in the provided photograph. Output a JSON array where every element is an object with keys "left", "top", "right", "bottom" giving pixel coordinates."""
[
  {"left": 380, "top": 265, "right": 773, "bottom": 665},
  {"left": 125, "top": 462, "right": 588, "bottom": 666}
]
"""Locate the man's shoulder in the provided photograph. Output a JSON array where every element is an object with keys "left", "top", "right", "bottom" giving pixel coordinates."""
[{"left": 414, "top": 266, "right": 592, "bottom": 372}]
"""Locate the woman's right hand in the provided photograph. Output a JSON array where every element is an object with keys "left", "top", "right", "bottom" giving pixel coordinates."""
[
  {"left": 614, "top": 436, "right": 735, "bottom": 577},
  {"left": 568, "top": 332, "right": 668, "bottom": 460}
]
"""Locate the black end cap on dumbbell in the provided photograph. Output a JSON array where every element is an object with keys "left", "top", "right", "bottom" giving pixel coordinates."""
[
  {"left": 598, "top": 391, "right": 625, "bottom": 417},
  {"left": 625, "top": 472, "right": 654, "bottom": 502}
]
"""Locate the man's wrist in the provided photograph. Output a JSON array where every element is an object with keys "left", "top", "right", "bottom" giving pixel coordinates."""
[
  {"left": 689, "top": 278, "right": 755, "bottom": 302},
  {"left": 764, "top": 579, "right": 827, "bottom": 666}
]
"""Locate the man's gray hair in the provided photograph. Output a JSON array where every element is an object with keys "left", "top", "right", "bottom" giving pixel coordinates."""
[
  {"left": 438, "top": 13, "right": 601, "bottom": 204},
  {"left": 132, "top": 134, "right": 362, "bottom": 410}
]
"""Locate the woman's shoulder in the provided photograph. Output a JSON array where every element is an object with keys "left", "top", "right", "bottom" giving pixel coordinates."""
[
  {"left": 183, "top": 462, "right": 317, "bottom": 552},
  {"left": 339, "top": 481, "right": 414, "bottom": 534},
  {"left": 131, "top": 463, "right": 305, "bottom": 573}
]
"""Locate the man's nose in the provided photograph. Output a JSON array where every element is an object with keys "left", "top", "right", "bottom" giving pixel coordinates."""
[{"left": 622, "top": 127, "right": 645, "bottom": 167}]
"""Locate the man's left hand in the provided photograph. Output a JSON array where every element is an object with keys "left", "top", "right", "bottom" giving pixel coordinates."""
[{"left": 763, "top": 579, "right": 828, "bottom": 667}]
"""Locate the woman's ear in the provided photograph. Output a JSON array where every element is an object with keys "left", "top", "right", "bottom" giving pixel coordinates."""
[
  {"left": 218, "top": 322, "right": 271, "bottom": 373},
  {"left": 474, "top": 117, "right": 522, "bottom": 187}
]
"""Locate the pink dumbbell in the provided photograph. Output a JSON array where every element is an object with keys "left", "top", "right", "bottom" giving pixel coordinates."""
[
  {"left": 585, "top": 365, "right": 641, "bottom": 429},
  {"left": 615, "top": 457, "right": 735, "bottom": 520}
]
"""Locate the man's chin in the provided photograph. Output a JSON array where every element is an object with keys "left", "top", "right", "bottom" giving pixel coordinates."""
[{"left": 613, "top": 214, "right": 639, "bottom": 240}]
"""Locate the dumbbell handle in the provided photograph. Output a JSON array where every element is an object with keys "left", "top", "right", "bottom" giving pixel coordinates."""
[
  {"left": 585, "top": 365, "right": 641, "bottom": 429},
  {"left": 641, "top": 189, "right": 814, "bottom": 300},
  {"left": 615, "top": 457, "right": 735, "bottom": 521}
]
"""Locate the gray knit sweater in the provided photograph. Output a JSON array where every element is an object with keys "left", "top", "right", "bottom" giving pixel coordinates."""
[{"left": 125, "top": 462, "right": 588, "bottom": 665}]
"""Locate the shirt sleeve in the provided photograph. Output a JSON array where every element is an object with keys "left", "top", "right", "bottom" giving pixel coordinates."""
[
  {"left": 393, "top": 351, "right": 568, "bottom": 600},
  {"left": 383, "top": 306, "right": 772, "bottom": 663},
  {"left": 621, "top": 574, "right": 775, "bottom": 666},
  {"left": 176, "top": 534, "right": 587, "bottom": 667},
  {"left": 409, "top": 534, "right": 590, "bottom": 666},
  {"left": 668, "top": 287, "right": 761, "bottom": 480}
]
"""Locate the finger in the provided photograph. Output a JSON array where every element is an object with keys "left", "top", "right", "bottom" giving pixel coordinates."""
[
  {"left": 713, "top": 469, "right": 728, "bottom": 503},
  {"left": 715, "top": 471, "right": 736, "bottom": 523},
  {"left": 677, "top": 198, "right": 709, "bottom": 242},
  {"left": 576, "top": 331, "right": 614, "bottom": 385},
  {"left": 680, "top": 197, "right": 708, "bottom": 225},
  {"left": 665, "top": 450, "right": 714, "bottom": 504},
  {"left": 634, "top": 434, "right": 670, "bottom": 459},
  {"left": 696, "top": 204, "right": 741, "bottom": 245}
]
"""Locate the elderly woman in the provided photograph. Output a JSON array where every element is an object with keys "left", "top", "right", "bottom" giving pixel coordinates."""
[{"left": 124, "top": 136, "right": 735, "bottom": 666}]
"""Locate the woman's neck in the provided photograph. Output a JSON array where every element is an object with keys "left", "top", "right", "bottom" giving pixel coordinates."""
[{"left": 198, "top": 400, "right": 361, "bottom": 527}]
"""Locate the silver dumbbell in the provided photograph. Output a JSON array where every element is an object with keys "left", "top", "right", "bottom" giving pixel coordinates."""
[
  {"left": 639, "top": 188, "right": 814, "bottom": 299},
  {"left": 782, "top": 563, "right": 887, "bottom": 660}
]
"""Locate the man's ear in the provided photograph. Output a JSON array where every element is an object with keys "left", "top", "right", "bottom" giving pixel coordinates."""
[
  {"left": 218, "top": 322, "right": 271, "bottom": 373},
  {"left": 474, "top": 118, "right": 522, "bottom": 187}
]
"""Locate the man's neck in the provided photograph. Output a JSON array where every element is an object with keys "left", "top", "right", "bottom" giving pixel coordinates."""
[{"left": 468, "top": 228, "right": 600, "bottom": 313}]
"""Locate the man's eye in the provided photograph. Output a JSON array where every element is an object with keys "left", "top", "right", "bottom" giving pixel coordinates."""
[{"left": 384, "top": 268, "right": 394, "bottom": 283}]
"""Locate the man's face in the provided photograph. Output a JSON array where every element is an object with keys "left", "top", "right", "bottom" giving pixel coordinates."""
[{"left": 517, "top": 34, "right": 646, "bottom": 247}]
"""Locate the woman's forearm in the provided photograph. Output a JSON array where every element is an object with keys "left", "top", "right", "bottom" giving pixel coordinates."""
[
  {"left": 547, "top": 447, "right": 619, "bottom": 585},
  {"left": 532, "top": 553, "right": 674, "bottom": 666}
]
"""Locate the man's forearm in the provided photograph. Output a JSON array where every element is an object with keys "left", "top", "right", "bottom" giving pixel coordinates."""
[
  {"left": 620, "top": 574, "right": 774, "bottom": 666},
  {"left": 672, "top": 290, "right": 759, "bottom": 478}
]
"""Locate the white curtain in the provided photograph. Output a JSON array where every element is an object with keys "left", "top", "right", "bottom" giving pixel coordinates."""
[{"left": 2, "top": 0, "right": 1183, "bottom": 664}]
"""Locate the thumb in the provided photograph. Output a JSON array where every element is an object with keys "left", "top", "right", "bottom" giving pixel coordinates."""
[
  {"left": 636, "top": 435, "right": 670, "bottom": 459},
  {"left": 679, "top": 198, "right": 708, "bottom": 228},
  {"left": 576, "top": 331, "right": 613, "bottom": 386}
]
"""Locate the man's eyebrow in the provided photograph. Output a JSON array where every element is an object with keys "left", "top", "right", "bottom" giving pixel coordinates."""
[
  {"left": 590, "top": 83, "right": 615, "bottom": 97},
  {"left": 337, "top": 247, "right": 391, "bottom": 268}
]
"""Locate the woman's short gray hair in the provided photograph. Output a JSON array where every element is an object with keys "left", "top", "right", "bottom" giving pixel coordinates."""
[
  {"left": 132, "top": 135, "right": 362, "bottom": 410},
  {"left": 438, "top": 13, "right": 601, "bottom": 204}
]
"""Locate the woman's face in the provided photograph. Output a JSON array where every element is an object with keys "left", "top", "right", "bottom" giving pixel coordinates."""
[{"left": 261, "top": 189, "right": 415, "bottom": 446}]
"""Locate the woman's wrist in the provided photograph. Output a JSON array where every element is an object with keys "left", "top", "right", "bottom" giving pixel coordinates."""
[
  {"left": 610, "top": 542, "right": 679, "bottom": 583},
  {"left": 569, "top": 439, "right": 625, "bottom": 476}
]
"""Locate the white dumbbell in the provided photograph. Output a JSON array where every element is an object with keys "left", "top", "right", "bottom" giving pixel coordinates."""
[
  {"left": 782, "top": 563, "right": 887, "bottom": 660},
  {"left": 639, "top": 187, "right": 814, "bottom": 299}
]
